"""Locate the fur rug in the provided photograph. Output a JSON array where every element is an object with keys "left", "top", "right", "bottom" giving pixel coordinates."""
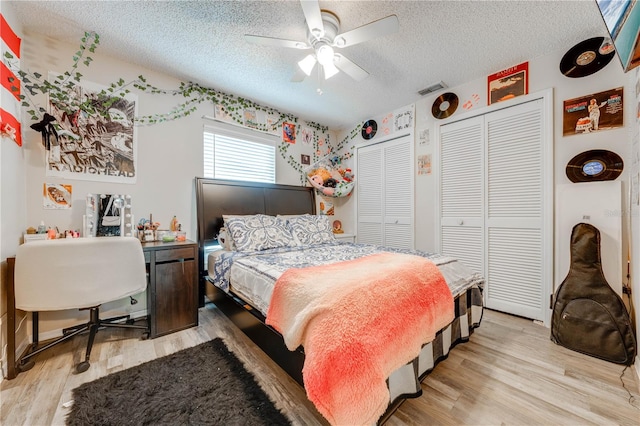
[{"left": 66, "top": 338, "right": 290, "bottom": 426}]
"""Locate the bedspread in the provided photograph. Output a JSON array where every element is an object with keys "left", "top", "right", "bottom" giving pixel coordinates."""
[{"left": 266, "top": 252, "right": 454, "bottom": 425}]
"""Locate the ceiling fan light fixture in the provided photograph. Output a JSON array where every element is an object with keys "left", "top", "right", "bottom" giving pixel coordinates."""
[
  {"left": 317, "top": 44, "right": 335, "bottom": 66},
  {"left": 311, "top": 27, "right": 324, "bottom": 39},
  {"left": 323, "top": 61, "right": 339, "bottom": 79},
  {"left": 298, "top": 54, "right": 317, "bottom": 76}
]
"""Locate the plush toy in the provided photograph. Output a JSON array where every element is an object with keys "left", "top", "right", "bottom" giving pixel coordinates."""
[
  {"left": 310, "top": 174, "right": 324, "bottom": 186},
  {"left": 324, "top": 178, "right": 337, "bottom": 188},
  {"left": 310, "top": 167, "right": 332, "bottom": 182}
]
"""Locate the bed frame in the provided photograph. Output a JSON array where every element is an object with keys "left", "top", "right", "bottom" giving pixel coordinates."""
[
  {"left": 195, "top": 177, "right": 316, "bottom": 384},
  {"left": 194, "top": 177, "right": 481, "bottom": 424}
]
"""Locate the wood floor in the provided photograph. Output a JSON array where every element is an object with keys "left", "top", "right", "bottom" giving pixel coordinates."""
[{"left": 2, "top": 305, "right": 639, "bottom": 425}]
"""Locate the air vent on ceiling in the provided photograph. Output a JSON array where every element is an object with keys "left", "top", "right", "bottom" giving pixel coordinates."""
[{"left": 418, "top": 81, "right": 447, "bottom": 96}]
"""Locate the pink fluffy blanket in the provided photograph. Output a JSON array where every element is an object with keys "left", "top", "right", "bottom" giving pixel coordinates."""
[{"left": 265, "top": 252, "right": 454, "bottom": 425}]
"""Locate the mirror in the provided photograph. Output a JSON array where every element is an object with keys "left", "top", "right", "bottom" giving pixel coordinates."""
[{"left": 84, "top": 193, "right": 134, "bottom": 237}]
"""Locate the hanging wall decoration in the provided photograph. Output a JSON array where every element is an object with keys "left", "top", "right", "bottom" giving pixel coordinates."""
[
  {"left": 45, "top": 76, "right": 138, "bottom": 183},
  {"left": 1, "top": 13, "right": 22, "bottom": 146},
  {"left": 487, "top": 62, "right": 528, "bottom": 105},
  {"left": 562, "top": 87, "right": 624, "bottom": 136},
  {"left": 43, "top": 183, "right": 72, "bottom": 209},
  {"left": 283, "top": 122, "right": 296, "bottom": 144},
  {"left": 306, "top": 155, "right": 354, "bottom": 198}
]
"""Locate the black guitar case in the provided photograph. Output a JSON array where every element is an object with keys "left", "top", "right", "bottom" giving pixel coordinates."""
[{"left": 551, "top": 223, "right": 636, "bottom": 365}]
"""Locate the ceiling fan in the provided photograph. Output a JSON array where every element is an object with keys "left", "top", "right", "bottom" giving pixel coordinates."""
[{"left": 244, "top": 0, "right": 399, "bottom": 82}]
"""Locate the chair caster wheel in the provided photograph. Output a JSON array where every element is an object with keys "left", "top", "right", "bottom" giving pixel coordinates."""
[
  {"left": 17, "top": 360, "right": 35, "bottom": 372},
  {"left": 141, "top": 332, "right": 149, "bottom": 340},
  {"left": 75, "top": 361, "right": 90, "bottom": 374}
]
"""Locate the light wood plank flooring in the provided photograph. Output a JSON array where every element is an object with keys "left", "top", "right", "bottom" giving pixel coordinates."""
[{"left": 2, "top": 306, "right": 639, "bottom": 425}]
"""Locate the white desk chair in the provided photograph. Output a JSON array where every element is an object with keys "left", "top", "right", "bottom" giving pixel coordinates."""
[{"left": 14, "top": 237, "right": 148, "bottom": 374}]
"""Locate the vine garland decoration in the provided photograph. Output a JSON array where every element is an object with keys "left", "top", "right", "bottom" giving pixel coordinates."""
[{"left": 4, "top": 31, "right": 364, "bottom": 183}]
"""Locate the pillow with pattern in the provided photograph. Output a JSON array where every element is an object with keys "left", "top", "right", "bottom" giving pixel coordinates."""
[
  {"left": 286, "top": 214, "right": 336, "bottom": 246},
  {"left": 223, "top": 214, "right": 295, "bottom": 252}
]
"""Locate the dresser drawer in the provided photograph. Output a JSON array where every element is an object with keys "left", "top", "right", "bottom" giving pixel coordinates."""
[{"left": 155, "top": 246, "right": 195, "bottom": 263}]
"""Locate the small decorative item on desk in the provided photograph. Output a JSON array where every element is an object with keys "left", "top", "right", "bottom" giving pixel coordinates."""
[
  {"left": 175, "top": 231, "right": 186, "bottom": 242},
  {"left": 138, "top": 215, "right": 160, "bottom": 242},
  {"left": 156, "top": 230, "right": 176, "bottom": 243}
]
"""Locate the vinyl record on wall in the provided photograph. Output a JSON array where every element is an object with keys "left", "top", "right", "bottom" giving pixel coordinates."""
[
  {"left": 560, "top": 37, "right": 615, "bottom": 78},
  {"left": 431, "top": 92, "right": 459, "bottom": 119},
  {"left": 361, "top": 120, "right": 377, "bottom": 140},
  {"left": 565, "top": 149, "right": 623, "bottom": 183}
]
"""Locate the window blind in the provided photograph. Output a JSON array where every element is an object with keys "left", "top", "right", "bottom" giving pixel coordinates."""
[{"left": 203, "top": 127, "right": 276, "bottom": 183}]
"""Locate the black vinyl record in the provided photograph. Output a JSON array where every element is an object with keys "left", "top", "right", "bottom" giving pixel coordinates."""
[
  {"left": 560, "top": 37, "right": 615, "bottom": 78},
  {"left": 566, "top": 149, "right": 623, "bottom": 183},
  {"left": 432, "top": 92, "right": 459, "bottom": 119},
  {"left": 361, "top": 120, "right": 377, "bottom": 139}
]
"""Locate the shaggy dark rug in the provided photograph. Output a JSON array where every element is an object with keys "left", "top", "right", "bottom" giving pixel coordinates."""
[{"left": 66, "top": 338, "right": 291, "bottom": 426}]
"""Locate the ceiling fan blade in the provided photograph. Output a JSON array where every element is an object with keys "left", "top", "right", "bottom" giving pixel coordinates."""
[
  {"left": 333, "top": 15, "right": 399, "bottom": 48},
  {"left": 300, "top": 0, "right": 324, "bottom": 38},
  {"left": 244, "top": 34, "right": 310, "bottom": 49},
  {"left": 334, "top": 54, "right": 369, "bottom": 81}
]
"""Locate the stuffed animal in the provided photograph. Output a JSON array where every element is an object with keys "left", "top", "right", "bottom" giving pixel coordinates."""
[
  {"left": 324, "top": 178, "right": 337, "bottom": 188},
  {"left": 310, "top": 174, "right": 324, "bottom": 186}
]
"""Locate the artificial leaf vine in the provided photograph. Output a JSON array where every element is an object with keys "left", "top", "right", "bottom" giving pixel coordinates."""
[{"left": 3, "top": 30, "right": 363, "bottom": 181}]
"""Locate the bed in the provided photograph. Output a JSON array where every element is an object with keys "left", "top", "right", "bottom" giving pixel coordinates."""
[{"left": 195, "top": 177, "right": 484, "bottom": 425}]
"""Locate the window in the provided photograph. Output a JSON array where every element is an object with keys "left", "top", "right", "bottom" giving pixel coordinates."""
[{"left": 203, "top": 124, "right": 276, "bottom": 183}]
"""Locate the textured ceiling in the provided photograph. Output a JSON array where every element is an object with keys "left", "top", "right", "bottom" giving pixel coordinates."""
[{"left": 8, "top": 0, "right": 609, "bottom": 129}]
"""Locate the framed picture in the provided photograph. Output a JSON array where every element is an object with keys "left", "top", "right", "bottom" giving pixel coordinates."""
[
  {"left": 301, "top": 154, "right": 310, "bottom": 165},
  {"left": 487, "top": 62, "right": 529, "bottom": 105},
  {"left": 562, "top": 87, "right": 624, "bottom": 136}
]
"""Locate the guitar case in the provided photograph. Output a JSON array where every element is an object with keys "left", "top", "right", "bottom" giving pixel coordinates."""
[{"left": 551, "top": 222, "right": 636, "bottom": 365}]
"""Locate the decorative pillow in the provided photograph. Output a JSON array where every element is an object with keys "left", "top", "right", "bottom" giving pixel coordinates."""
[
  {"left": 223, "top": 214, "right": 295, "bottom": 252},
  {"left": 286, "top": 214, "right": 336, "bottom": 246}
]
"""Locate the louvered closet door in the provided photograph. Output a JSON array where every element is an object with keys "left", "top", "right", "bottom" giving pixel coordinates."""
[
  {"left": 383, "top": 136, "right": 413, "bottom": 249},
  {"left": 485, "top": 99, "right": 545, "bottom": 320},
  {"left": 357, "top": 144, "right": 384, "bottom": 245},
  {"left": 439, "top": 116, "right": 484, "bottom": 275},
  {"left": 357, "top": 135, "right": 413, "bottom": 248}
]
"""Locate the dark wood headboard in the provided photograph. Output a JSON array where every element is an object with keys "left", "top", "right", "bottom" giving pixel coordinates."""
[{"left": 194, "top": 178, "right": 316, "bottom": 293}]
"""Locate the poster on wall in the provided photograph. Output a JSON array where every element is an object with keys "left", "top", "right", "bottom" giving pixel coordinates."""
[
  {"left": 43, "top": 183, "right": 72, "bottom": 209},
  {"left": 319, "top": 196, "right": 334, "bottom": 215},
  {"left": 417, "top": 154, "right": 432, "bottom": 175},
  {"left": 283, "top": 122, "right": 296, "bottom": 144},
  {"left": 45, "top": 76, "right": 138, "bottom": 183},
  {"left": 562, "top": 87, "right": 624, "bottom": 136},
  {"left": 487, "top": 62, "right": 528, "bottom": 105}
]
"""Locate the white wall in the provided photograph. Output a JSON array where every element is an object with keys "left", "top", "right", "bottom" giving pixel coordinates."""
[
  {"left": 631, "top": 68, "right": 640, "bottom": 377},
  {"left": 0, "top": 2, "right": 27, "bottom": 380}
]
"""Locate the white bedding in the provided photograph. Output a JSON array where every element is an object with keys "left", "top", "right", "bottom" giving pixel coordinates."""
[{"left": 208, "top": 242, "right": 484, "bottom": 316}]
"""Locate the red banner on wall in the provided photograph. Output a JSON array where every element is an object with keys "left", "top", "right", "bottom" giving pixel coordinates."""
[{"left": 1, "top": 13, "right": 22, "bottom": 146}]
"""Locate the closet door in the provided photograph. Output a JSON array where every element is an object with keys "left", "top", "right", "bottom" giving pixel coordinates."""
[
  {"left": 383, "top": 136, "right": 413, "bottom": 249},
  {"left": 438, "top": 96, "right": 550, "bottom": 322},
  {"left": 439, "top": 116, "right": 485, "bottom": 275},
  {"left": 485, "top": 99, "right": 546, "bottom": 320},
  {"left": 357, "top": 144, "right": 383, "bottom": 245},
  {"left": 356, "top": 135, "right": 413, "bottom": 248}
]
